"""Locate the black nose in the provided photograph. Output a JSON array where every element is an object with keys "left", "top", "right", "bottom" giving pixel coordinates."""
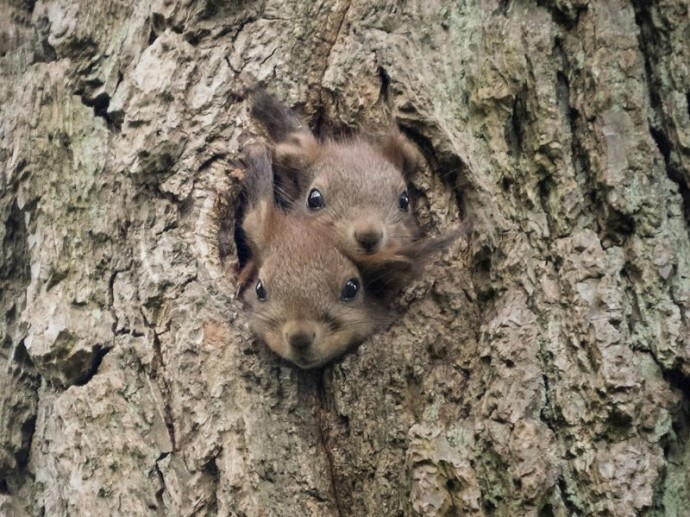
[
  {"left": 355, "top": 229, "right": 383, "bottom": 252},
  {"left": 289, "top": 331, "right": 314, "bottom": 350}
]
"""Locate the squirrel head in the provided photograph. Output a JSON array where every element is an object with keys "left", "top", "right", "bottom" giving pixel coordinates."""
[
  {"left": 251, "top": 91, "right": 424, "bottom": 257},
  {"left": 281, "top": 137, "right": 422, "bottom": 256},
  {"left": 241, "top": 216, "right": 383, "bottom": 368}
]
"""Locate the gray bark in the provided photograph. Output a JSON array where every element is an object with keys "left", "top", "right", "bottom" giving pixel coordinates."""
[{"left": 1, "top": 0, "right": 690, "bottom": 515}]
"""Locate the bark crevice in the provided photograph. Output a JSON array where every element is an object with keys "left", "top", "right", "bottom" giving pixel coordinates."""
[
  {"left": 142, "top": 310, "right": 177, "bottom": 451},
  {"left": 313, "top": 0, "right": 353, "bottom": 102},
  {"left": 316, "top": 375, "right": 344, "bottom": 517},
  {"left": 632, "top": 0, "right": 690, "bottom": 226},
  {"left": 72, "top": 345, "right": 113, "bottom": 386},
  {"left": 153, "top": 452, "right": 170, "bottom": 514}
]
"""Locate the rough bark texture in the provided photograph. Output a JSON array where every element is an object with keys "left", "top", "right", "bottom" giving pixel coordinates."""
[{"left": 2, "top": 0, "right": 690, "bottom": 515}]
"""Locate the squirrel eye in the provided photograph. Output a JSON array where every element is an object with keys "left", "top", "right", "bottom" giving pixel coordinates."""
[
  {"left": 307, "top": 188, "right": 324, "bottom": 210},
  {"left": 255, "top": 279, "right": 267, "bottom": 302},
  {"left": 341, "top": 278, "right": 360, "bottom": 301},
  {"left": 399, "top": 190, "right": 410, "bottom": 211}
]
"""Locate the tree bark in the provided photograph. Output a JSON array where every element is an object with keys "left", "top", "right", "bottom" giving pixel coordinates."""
[{"left": 1, "top": 0, "right": 690, "bottom": 515}]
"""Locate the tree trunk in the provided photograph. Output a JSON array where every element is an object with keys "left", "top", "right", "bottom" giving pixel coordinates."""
[{"left": 2, "top": 0, "right": 690, "bottom": 515}]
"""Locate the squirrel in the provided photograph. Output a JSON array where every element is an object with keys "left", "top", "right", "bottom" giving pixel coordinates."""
[
  {"left": 238, "top": 146, "right": 390, "bottom": 368},
  {"left": 249, "top": 91, "right": 463, "bottom": 300},
  {"left": 250, "top": 91, "right": 426, "bottom": 257}
]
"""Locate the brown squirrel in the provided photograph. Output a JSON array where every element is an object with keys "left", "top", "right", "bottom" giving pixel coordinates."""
[
  {"left": 250, "top": 91, "right": 426, "bottom": 258},
  {"left": 239, "top": 147, "right": 390, "bottom": 368}
]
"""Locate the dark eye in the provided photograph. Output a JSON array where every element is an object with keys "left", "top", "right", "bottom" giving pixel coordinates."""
[
  {"left": 255, "top": 279, "right": 267, "bottom": 302},
  {"left": 399, "top": 190, "right": 410, "bottom": 211},
  {"left": 307, "top": 188, "right": 324, "bottom": 210},
  {"left": 341, "top": 278, "right": 360, "bottom": 301}
]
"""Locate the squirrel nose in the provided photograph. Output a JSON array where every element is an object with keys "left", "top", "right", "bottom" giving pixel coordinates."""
[
  {"left": 283, "top": 321, "right": 319, "bottom": 352},
  {"left": 288, "top": 331, "right": 314, "bottom": 350},
  {"left": 353, "top": 222, "right": 384, "bottom": 253}
]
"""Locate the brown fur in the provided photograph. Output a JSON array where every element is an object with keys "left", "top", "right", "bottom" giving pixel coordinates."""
[
  {"left": 376, "top": 129, "right": 422, "bottom": 178},
  {"left": 239, "top": 146, "right": 389, "bottom": 368}
]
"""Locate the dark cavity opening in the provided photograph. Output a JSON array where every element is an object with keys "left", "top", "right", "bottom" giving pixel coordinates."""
[
  {"left": 231, "top": 199, "right": 252, "bottom": 270},
  {"left": 399, "top": 124, "right": 467, "bottom": 219},
  {"left": 649, "top": 126, "right": 690, "bottom": 224},
  {"left": 504, "top": 88, "right": 527, "bottom": 158},
  {"left": 377, "top": 66, "right": 390, "bottom": 101},
  {"left": 73, "top": 345, "right": 112, "bottom": 386}
]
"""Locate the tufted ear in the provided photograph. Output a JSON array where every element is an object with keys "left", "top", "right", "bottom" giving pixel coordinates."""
[
  {"left": 251, "top": 90, "right": 304, "bottom": 142},
  {"left": 250, "top": 90, "right": 322, "bottom": 205},
  {"left": 376, "top": 129, "right": 423, "bottom": 178},
  {"left": 266, "top": 132, "right": 321, "bottom": 207},
  {"left": 250, "top": 90, "right": 321, "bottom": 170},
  {"left": 240, "top": 146, "right": 278, "bottom": 267},
  {"left": 273, "top": 132, "right": 321, "bottom": 171}
]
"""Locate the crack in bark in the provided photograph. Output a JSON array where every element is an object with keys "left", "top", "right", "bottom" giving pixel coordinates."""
[
  {"left": 224, "top": 53, "right": 239, "bottom": 74},
  {"left": 377, "top": 65, "right": 390, "bottom": 101},
  {"left": 72, "top": 345, "right": 113, "bottom": 386},
  {"left": 141, "top": 310, "right": 177, "bottom": 451},
  {"left": 0, "top": 195, "right": 41, "bottom": 499},
  {"left": 634, "top": 348, "right": 690, "bottom": 514},
  {"left": 536, "top": 0, "right": 587, "bottom": 30},
  {"left": 629, "top": 25, "right": 690, "bottom": 515},
  {"left": 325, "top": 0, "right": 352, "bottom": 75},
  {"left": 557, "top": 475, "right": 582, "bottom": 515},
  {"left": 153, "top": 452, "right": 169, "bottom": 515},
  {"left": 553, "top": 36, "right": 590, "bottom": 226},
  {"left": 315, "top": 0, "right": 352, "bottom": 94},
  {"left": 632, "top": 1, "right": 690, "bottom": 227},
  {"left": 67, "top": 266, "right": 134, "bottom": 388},
  {"left": 108, "top": 268, "right": 129, "bottom": 337},
  {"left": 79, "top": 92, "right": 118, "bottom": 131},
  {"left": 221, "top": 13, "right": 260, "bottom": 74},
  {"left": 315, "top": 374, "right": 344, "bottom": 517},
  {"left": 625, "top": 326, "right": 690, "bottom": 515},
  {"left": 199, "top": 456, "right": 220, "bottom": 514}
]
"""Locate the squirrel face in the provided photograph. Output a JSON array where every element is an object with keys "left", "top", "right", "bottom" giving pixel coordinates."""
[
  {"left": 239, "top": 147, "right": 383, "bottom": 368},
  {"left": 293, "top": 140, "right": 418, "bottom": 255},
  {"left": 243, "top": 217, "right": 380, "bottom": 368}
]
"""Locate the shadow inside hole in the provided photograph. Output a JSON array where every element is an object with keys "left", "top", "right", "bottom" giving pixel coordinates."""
[
  {"left": 230, "top": 197, "right": 252, "bottom": 270},
  {"left": 399, "top": 124, "right": 468, "bottom": 220}
]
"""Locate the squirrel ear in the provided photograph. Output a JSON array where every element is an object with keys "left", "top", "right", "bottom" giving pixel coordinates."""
[
  {"left": 250, "top": 90, "right": 303, "bottom": 142},
  {"left": 241, "top": 199, "right": 276, "bottom": 267},
  {"left": 274, "top": 132, "right": 321, "bottom": 171},
  {"left": 240, "top": 146, "right": 278, "bottom": 266},
  {"left": 376, "top": 129, "right": 422, "bottom": 178},
  {"left": 250, "top": 89, "right": 321, "bottom": 194},
  {"left": 242, "top": 145, "right": 274, "bottom": 205},
  {"left": 236, "top": 259, "right": 258, "bottom": 298},
  {"left": 272, "top": 132, "right": 322, "bottom": 205},
  {"left": 251, "top": 90, "right": 320, "bottom": 175}
]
